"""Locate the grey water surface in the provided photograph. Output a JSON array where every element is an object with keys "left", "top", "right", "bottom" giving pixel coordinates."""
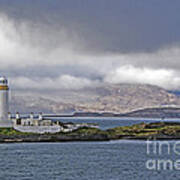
[
  {"left": 0, "top": 141, "right": 179, "bottom": 180},
  {"left": 1, "top": 118, "right": 180, "bottom": 180}
]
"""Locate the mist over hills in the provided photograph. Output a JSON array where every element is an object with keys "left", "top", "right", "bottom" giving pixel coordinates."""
[{"left": 9, "top": 83, "right": 180, "bottom": 115}]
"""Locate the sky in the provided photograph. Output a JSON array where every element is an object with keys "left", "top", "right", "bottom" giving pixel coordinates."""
[{"left": 0, "top": 0, "right": 180, "bottom": 90}]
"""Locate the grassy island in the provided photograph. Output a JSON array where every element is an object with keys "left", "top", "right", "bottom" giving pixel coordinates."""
[
  {"left": 107, "top": 122, "right": 180, "bottom": 140},
  {"left": 1, "top": 122, "right": 180, "bottom": 142}
]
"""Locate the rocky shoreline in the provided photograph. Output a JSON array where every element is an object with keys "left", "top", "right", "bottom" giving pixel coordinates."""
[{"left": 1, "top": 122, "right": 180, "bottom": 143}]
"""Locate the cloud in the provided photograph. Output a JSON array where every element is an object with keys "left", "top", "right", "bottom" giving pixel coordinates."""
[
  {"left": 104, "top": 65, "right": 180, "bottom": 90},
  {"left": 0, "top": 13, "right": 83, "bottom": 68},
  {"left": 1, "top": 13, "right": 180, "bottom": 90},
  {"left": 10, "top": 75, "right": 99, "bottom": 90}
]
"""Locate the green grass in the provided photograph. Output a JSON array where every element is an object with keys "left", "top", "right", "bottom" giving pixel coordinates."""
[
  {"left": 68, "top": 127, "right": 109, "bottom": 136},
  {"left": 0, "top": 128, "right": 33, "bottom": 135},
  {"left": 107, "top": 122, "right": 180, "bottom": 137}
]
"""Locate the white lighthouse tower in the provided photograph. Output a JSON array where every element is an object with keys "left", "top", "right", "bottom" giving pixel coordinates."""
[{"left": 0, "top": 77, "right": 12, "bottom": 127}]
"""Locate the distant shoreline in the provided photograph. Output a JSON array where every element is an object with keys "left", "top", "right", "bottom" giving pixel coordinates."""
[{"left": 43, "top": 106, "right": 180, "bottom": 119}]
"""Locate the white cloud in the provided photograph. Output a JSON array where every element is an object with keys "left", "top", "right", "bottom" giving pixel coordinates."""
[
  {"left": 10, "top": 75, "right": 99, "bottom": 90},
  {"left": 104, "top": 65, "right": 180, "bottom": 90}
]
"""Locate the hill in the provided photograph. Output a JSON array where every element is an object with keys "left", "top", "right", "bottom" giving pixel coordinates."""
[
  {"left": 9, "top": 83, "right": 180, "bottom": 115},
  {"left": 120, "top": 106, "right": 180, "bottom": 118}
]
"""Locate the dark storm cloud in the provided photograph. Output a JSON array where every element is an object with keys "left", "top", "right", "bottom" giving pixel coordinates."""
[
  {"left": 0, "top": 0, "right": 180, "bottom": 90},
  {"left": 1, "top": 0, "right": 180, "bottom": 53}
]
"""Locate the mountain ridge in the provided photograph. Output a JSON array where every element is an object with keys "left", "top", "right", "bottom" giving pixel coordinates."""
[{"left": 9, "top": 83, "right": 180, "bottom": 115}]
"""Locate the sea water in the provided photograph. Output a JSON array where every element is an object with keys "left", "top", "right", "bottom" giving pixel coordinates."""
[
  {"left": 1, "top": 118, "right": 180, "bottom": 180},
  {"left": 0, "top": 141, "right": 180, "bottom": 180}
]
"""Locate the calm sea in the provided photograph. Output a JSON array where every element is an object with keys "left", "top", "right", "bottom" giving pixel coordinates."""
[
  {"left": 1, "top": 118, "right": 180, "bottom": 180},
  {"left": 54, "top": 117, "right": 180, "bottom": 129}
]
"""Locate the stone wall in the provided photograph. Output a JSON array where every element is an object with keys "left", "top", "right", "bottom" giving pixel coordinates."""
[{"left": 14, "top": 125, "right": 62, "bottom": 134}]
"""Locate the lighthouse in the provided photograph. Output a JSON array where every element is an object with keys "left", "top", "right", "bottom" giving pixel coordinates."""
[{"left": 0, "top": 77, "right": 12, "bottom": 127}]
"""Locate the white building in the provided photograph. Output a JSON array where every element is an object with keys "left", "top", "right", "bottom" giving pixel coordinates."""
[
  {"left": 12, "top": 112, "right": 98, "bottom": 134},
  {"left": 12, "top": 112, "right": 63, "bottom": 134},
  {"left": 0, "top": 77, "right": 13, "bottom": 127}
]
